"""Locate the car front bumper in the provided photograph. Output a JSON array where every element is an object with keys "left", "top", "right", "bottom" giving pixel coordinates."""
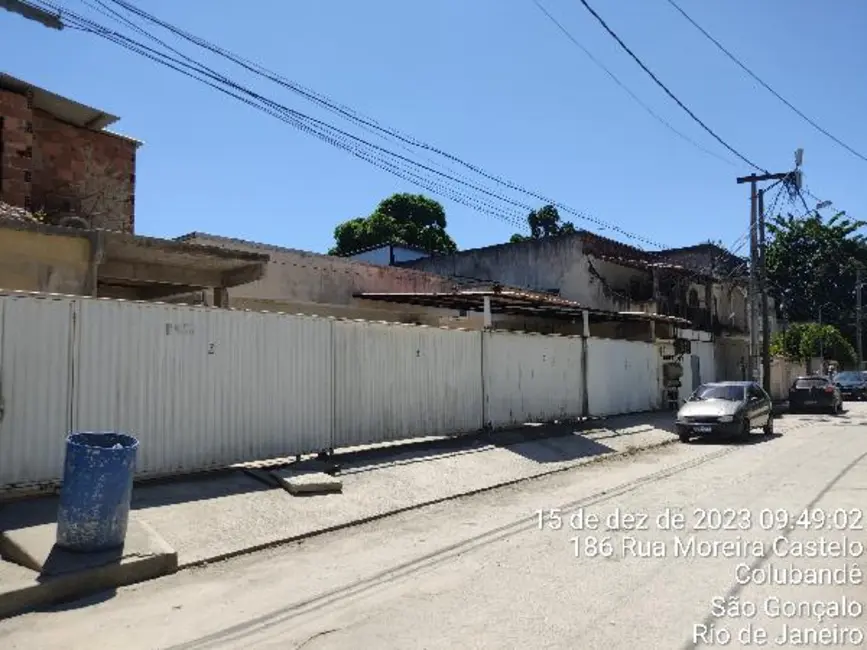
[
  {"left": 838, "top": 387, "right": 867, "bottom": 400},
  {"left": 676, "top": 419, "right": 742, "bottom": 438}
]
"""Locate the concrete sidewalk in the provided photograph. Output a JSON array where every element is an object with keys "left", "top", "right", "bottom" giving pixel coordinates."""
[
  {"left": 0, "top": 409, "right": 681, "bottom": 617},
  {"left": 134, "top": 411, "right": 681, "bottom": 566},
  {"left": 117, "top": 411, "right": 682, "bottom": 566}
]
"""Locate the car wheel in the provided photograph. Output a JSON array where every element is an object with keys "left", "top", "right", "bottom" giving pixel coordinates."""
[
  {"left": 763, "top": 415, "right": 774, "bottom": 436},
  {"left": 740, "top": 419, "right": 751, "bottom": 440},
  {"left": 678, "top": 434, "right": 690, "bottom": 444},
  {"left": 836, "top": 401, "right": 843, "bottom": 415}
]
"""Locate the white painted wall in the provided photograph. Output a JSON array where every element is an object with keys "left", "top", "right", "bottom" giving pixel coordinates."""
[{"left": 482, "top": 331, "right": 583, "bottom": 428}]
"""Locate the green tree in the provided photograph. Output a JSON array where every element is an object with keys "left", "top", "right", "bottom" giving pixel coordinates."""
[
  {"left": 770, "top": 322, "right": 856, "bottom": 365},
  {"left": 510, "top": 204, "right": 576, "bottom": 243},
  {"left": 329, "top": 193, "right": 458, "bottom": 256},
  {"left": 766, "top": 210, "right": 866, "bottom": 345}
]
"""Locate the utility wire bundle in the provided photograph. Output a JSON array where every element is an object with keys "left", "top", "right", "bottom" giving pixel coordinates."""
[
  {"left": 20, "top": 0, "right": 673, "bottom": 248},
  {"left": 9, "top": 0, "right": 847, "bottom": 276}
]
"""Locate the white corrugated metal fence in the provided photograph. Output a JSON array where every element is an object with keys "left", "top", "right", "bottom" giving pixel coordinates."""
[
  {"left": 482, "top": 331, "right": 583, "bottom": 428},
  {"left": 586, "top": 338, "right": 661, "bottom": 416},
  {"left": 332, "top": 319, "right": 482, "bottom": 447},
  {"left": 0, "top": 292, "right": 669, "bottom": 494}
]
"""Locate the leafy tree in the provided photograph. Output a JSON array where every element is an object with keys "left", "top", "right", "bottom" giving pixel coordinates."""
[
  {"left": 329, "top": 193, "right": 457, "bottom": 256},
  {"left": 510, "top": 205, "right": 576, "bottom": 243},
  {"left": 766, "top": 210, "right": 867, "bottom": 346},
  {"left": 770, "top": 322, "right": 855, "bottom": 365}
]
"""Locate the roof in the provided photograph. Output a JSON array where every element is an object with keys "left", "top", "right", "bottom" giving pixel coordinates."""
[
  {"left": 705, "top": 381, "right": 754, "bottom": 386},
  {"left": 0, "top": 216, "right": 270, "bottom": 290},
  {"left": 0, "top": 72, "right": 142, "bottom": 146},
  {"left": 355, "top": 289, "right": 690, "bottom": 324}
]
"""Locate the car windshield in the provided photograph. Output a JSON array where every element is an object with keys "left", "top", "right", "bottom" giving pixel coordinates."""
[
  {"left": 835, "top": 372, "right": 861, "bottom": 382},
  {"left": 795, "top": 378, "right": 828, "bottom": 389},
  {"left": 690, "top": 384, "right": 745, "bottom": 402}
]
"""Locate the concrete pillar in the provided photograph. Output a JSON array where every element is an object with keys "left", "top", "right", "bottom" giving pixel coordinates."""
[{"left": 482, "top": 296, "right": 492, "bottom": 329}]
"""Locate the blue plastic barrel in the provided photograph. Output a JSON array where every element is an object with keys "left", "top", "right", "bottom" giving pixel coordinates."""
[{"left": 56, "top": 432, "right": 140, "bottom": 552}]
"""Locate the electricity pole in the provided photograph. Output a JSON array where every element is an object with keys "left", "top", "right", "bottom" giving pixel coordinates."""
[
  {"left": 737, "top": 171, "right": 791, "bottom": 384},
  {"left": 857, "top": 266, "right": 864, "bottom": 370},
  {"left": 0, "top": 0, "right": 63, "bottom": 29},
  {"left": 758, "top": 189, "right": 771, "bottom": 394},
  {"left": 748, "top": 179, "right": 759, "bottom": 382}
]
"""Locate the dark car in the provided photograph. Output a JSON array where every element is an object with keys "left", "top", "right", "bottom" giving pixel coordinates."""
[
  {"left": 833, "top": 371, "right": 867, "bottom": 401},
  {"left": 675, "top": 381, "right": 774, "bottom": 443},
  {"left": 788, "top": 376, "right": 842, "bottom": 414}
]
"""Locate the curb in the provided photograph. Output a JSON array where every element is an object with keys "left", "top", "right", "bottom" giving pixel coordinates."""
[{"left": 185, "top": 435, "right": 679, "bottom": 569}]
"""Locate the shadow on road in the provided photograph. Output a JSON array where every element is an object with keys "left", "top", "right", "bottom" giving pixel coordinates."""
[{"left": 690, "top": 432, "right": 782, "bottom": 447}]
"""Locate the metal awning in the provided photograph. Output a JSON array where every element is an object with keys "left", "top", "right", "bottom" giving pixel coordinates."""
[{"left": 355, "top": 289, "right": 690, "bottom": 324}]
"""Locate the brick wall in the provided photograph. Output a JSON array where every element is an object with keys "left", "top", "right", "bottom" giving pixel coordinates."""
[
  {"left": 0, "top": 89, "right": 137, "bottom": 233},
  {"left": 0, "top": 89, "right": 34, "bottom": 211}
]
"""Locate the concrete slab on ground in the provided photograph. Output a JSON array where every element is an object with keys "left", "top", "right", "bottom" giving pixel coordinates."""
[
  {"left": 127, "top": 411, "right": 677, "bottom": 567},
  {"left": 272, "top": 470, "right": 343, "bottom": 495},
  {"left": 0, "top": 513, "right": 177, "bottom": 620}
]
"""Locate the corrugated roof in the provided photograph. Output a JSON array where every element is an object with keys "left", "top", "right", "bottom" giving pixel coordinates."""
[{"left": 355, "top": 289, "right": 690, "bottom": 324}]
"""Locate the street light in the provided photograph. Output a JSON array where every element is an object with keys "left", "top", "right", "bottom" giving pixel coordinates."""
[{"left": 0, "top": 0, "right": 63, "bottom": 29}]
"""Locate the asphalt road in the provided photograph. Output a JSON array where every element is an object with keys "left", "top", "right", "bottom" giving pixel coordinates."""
[{"left": 1, "top": 404, "right": 866, "bottom": 650}]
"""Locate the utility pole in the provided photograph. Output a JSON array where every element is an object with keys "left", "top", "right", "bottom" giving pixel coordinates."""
[
  {"left": 857, "top": 266, "right": 864, "bottom": 370},
  {"left": 0, "top": 0, "right": 63, "bottom": 29},
  {"left": 737, "top": 170, "right": 790, "bottom": 383},
  {"left": 748, "top": 179, "right": 759, "bottom": 382},
  {"left": 758, "top": 189, "right": 771, "bottom": 394}
]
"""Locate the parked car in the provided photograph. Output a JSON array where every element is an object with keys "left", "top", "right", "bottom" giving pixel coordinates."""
[
  {"left": 675, "top": 381, "right": 774, "bottom": 444},
  {"left": 788, "top": 376, "right": 842, "bottom": 414},
  {"left": 833, "top": 370, "right": 867, "bottom": 401}
]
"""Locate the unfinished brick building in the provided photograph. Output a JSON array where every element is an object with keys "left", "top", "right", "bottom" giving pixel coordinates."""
[{"left": 0, "top": 72, "right": 140, "bottom": 233}]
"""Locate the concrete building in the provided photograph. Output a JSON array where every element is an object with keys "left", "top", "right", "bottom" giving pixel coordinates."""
[
  {"left": 0, "top": 208, "right": 269, "bottom": 302},
  {"left": 174, "top": 232, "right": 463, "bottom": 324},
  {"left": 398, "top": 230, "right": 776, "bottom": 336},
  {"left": 0, "top": 73, "right": 139, "bottom": 233},
  {"left": 395, "top": 230, "right": 778, "bottom": 381}
]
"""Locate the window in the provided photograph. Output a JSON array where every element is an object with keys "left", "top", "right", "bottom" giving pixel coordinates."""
[
  {"left": 748, "top": 384, "right": 765, "bottom": 401},
  {"left": 690, "top": 384, "right": 745, "bottom": 402},
  {"left": 794, "top": 378, "right": 827, "bottom": 389}
]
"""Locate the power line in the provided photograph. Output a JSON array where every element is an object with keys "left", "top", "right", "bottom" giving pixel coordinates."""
[
  {"left": 91, "top": 0, "right": 663, "bottom": 248},
  {"left": 32, "top": 3, "right": 537, "bottom": 228},
  {"left": 20, "top": 0, "right": 769, "bottom": 265},
  {"left": 575, "top": 0, "right": 766, "bottom": 172},
  {"left": 530, "top": 0, "right": 735, "bottom": 167},
  {"left": 664, "top": 0, "right": 867, "bottom": 165}
]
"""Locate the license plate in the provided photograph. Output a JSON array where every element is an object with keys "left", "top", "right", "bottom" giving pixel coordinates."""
[
  {"left": 694, "top": 426, "right": 712, "bottom": 433},
  {"left": 804, "top": 400, "right": 816, "bottom": 405}
]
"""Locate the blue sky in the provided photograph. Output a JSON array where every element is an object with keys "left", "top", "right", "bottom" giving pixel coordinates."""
[{"left": 2, "top": 0, "right": 866, "bottom": 255}]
